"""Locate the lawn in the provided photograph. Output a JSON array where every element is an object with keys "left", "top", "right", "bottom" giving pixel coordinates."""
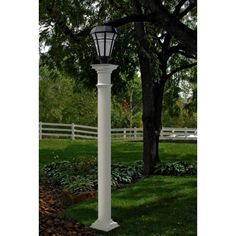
[
  {"left": 39, "top": 139, "right": 197, "bottom": 168},
  {"left": 39, "top": 139, "right": 197, "bottom": 235},
  {"left": 63, "top": 175, "right": 197, "bottom": 236}
]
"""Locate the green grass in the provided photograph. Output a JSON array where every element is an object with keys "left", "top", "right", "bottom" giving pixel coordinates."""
[
  {"left": 39, "top": 139, "right": 197, "bottom": 235},
  {"left": 39, "top": 139, "right": 197, "bottom": 169},
  {"left": 63, "top": 175, "right": 197, "bottom": 236}
]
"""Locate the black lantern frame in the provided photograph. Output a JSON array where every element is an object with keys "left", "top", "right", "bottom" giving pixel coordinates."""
[{"left": 90, "top": 25, "right": 118, "bottom": 63}]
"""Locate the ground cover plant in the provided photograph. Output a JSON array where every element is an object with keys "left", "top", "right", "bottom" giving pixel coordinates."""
[
  {"left": 42, "top": 159, "right": 144, "bottom": 193},
  {"left": 42, "top": 158, "right": 196, "bottom": 195}
]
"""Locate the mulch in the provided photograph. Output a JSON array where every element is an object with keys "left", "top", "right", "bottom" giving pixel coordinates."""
[{"left": 39, "top": 179, "right": 97, "bottom": 236}]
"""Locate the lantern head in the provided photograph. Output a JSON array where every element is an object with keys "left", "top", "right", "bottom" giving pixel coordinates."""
[{"left": 90, "top": 25, "right": 118, "bottom": 63}]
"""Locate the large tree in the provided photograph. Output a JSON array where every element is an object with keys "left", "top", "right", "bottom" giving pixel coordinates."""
[
  {"left": 129, "top": 0, "right": 197, "bottom": 174},
  {"left": 39, "top": 0, "right": 197, "bottom": 175}
]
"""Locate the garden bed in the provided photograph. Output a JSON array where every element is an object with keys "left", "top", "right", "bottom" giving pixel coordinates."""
[{"left": 39, "top": 178, "right": 96, "bottom": 236}]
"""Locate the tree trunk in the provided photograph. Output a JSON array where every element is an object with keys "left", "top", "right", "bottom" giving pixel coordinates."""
[
  {"left": 153, "top": 79, "right": 166, "bottom": 164},
  {"left": 129, "top": 88, "right": 133, "bottom": 128},
  {"left": 133, "top": 0, "right": 157, "bottom": 175},
  {"left": 139, "top": 50, "right": 157, "bottom": 175}
]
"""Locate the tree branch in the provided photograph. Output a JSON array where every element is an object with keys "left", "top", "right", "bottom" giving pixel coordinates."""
[
  {"left": 168, "top": 45, "right": 181, "bottom": 54},
  {"left": 166, "top": 62, "right": 197, "bottom": 79},
  {"left": 168, "top": 45, "right": 196, "bottom": 59},
  {"left": 104, "top": 14, "right": 152, "bottom": 27},
  {"left": 149, "top": 0, "right": 197, "bottom": 57},
  {"left": 105, "top": 1, "right": 197, "bottom": 57},
  {"left": 178, "top": 3, "right": 196, "bottom": 19},
  {"left": 173, "top": 0, "right": 188, "bottom": 16},
  {"left": 177, "top": 50, "right": 196, "bottom": 59},
  {"left": 63, "top": 25, "right": 91, "bottom": 42}
]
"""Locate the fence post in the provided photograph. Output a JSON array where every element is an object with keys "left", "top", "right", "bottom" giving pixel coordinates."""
[
  {"left": 123, "top": 128, "right": 126, "bottom": 140},
  {"left": 39, "top": 121, "right": 42, "bottom": 140},
  {"left": 134, "top": 127, "right": 137, "bottom": 141},
  {"left": 160, "top": 128, "right": 163, "bottom": 140},
  {"left": 185, "top": 127, "right": 188, "bottom": 139},
  {"left": 172, "top": 129, "right": 175, "bottom": 140},
  {"left": 71, "top": 123, "right": 75, "bottom": 140}
]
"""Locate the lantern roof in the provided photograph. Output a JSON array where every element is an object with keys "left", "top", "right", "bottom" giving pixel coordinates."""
[{"left": 90, "top": 25, "right": 118, "bottom": 34}]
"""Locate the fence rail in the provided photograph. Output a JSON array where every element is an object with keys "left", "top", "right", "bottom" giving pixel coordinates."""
[{"left": 39, "top": 122, "right": 197, "bottom": 142}]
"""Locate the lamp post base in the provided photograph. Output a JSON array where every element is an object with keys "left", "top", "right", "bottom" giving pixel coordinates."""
[{"left": 90, "top": 219, "right": 119, "bottom": 232}]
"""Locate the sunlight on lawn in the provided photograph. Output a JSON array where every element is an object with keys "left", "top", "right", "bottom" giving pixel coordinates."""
[{"left": 63, "top": 176, "right": 197, "bottom": 236}]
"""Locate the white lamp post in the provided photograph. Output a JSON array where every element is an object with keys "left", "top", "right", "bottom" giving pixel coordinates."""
[{"left": 90, "top": 25, "right": 119, "bottom": 232}]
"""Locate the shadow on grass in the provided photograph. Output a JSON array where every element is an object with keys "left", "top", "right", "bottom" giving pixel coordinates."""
[{"left": 63, "top": 176, "right": 197, "bottom": 236}]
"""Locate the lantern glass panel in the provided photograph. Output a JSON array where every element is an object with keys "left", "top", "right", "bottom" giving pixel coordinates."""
[
  {"left": 106, "top": 33, "right": 114, "bottom": 40},
  {"left": 96, "top": 32, "right": 104, "bottom": 39},
  {"left": 105, "top": 33, "right": 114, "bottom": 56},
  {"left": 110, "top": 34, "right": 117, "bottom": 56},
  {"left": 96, "top": 33, "right": 105, "bottom": 56},
  {"left": 98, "top": 39, "right": 104, "bottom": 56},
  {"left": 92, "top": 34, "right": 99, "bottom": 55},
  {"left": 105, "top": 40, "right": 112, "bottom": 56}
]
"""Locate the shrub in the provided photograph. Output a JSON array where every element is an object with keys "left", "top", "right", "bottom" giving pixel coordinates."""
[
  {"left": 61, "top": 176, "right": 94, "bottom": 193},
  {"left": 153, "top": 161, "right": 197, "bottom": 176},
  {"left": 111, "top": 162, "right": 144, "bottom": 187},
  {"left": 42, "top": 159, "right": 196, "bottom": 194},
  {"left": 42, "top": 159, "right": 144, "bottom": 193}
]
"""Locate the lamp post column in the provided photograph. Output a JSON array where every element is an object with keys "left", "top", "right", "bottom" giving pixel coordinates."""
[{"left": 90, "top": 64, "right": 119, "bottom": 232}]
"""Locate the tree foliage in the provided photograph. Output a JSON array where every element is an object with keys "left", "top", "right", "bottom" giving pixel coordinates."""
[
  {"left": 39, "top": 66, "right": 144, "bottom": 128},
  {"left": 39, "top": 65, "right": 97, "bottom": 125},
  {"left": 111, "top": 73, "right": 143, "bottom": 128}
]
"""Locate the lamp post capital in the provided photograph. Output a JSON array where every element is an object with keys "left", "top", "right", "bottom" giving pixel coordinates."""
[
  {"left": 91, "top": 64, "right": 118, "bottom": 86},
  {"left": 91, "top": 64, "right": 118, "bottom": 74}
]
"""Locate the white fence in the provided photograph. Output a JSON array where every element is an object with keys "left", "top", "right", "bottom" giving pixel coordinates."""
[{"left": 39, "top": 122, "right": 197, "bottom": 142}]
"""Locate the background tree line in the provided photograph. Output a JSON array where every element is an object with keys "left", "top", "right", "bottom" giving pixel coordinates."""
[{"left": 39, "top": 63, "right": 196, "bottom": 128}]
